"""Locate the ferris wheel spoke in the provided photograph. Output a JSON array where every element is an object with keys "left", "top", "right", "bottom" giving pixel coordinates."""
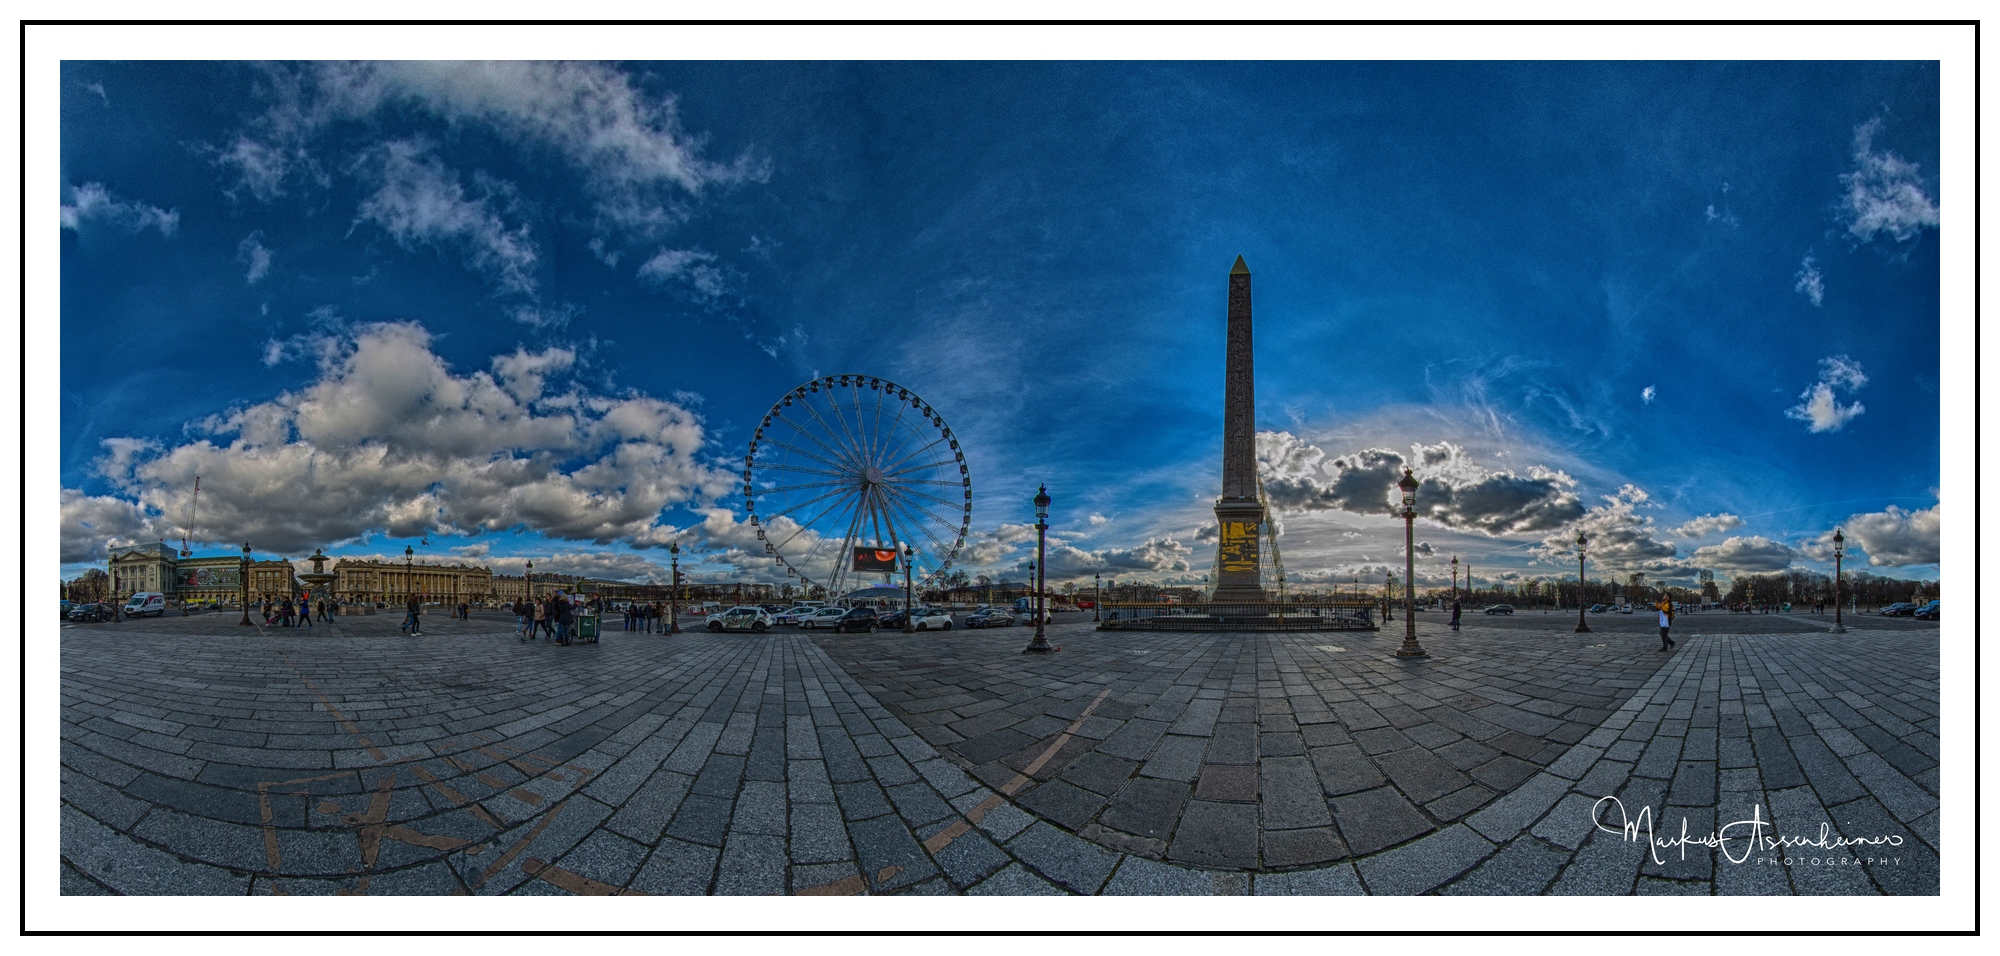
[
  {"left": 880, "top": 484, "right": 970, "bottom": 539},
  {"left": 895, "top": 478, "right": 969, "bottom": 487},
  {"left": 761, "top": 488, "right": 859, "bottom": 551},
  {"left": 753, "top": 478, "right": 852, "bottom": 498},
  {"left": 768, "top": 413, "right": 861, "bottom": 472},
  {"left": 878, "top": 434, "right": 952, "bottom": 478},
  {"left": 874, "top": 394, "right": 914, "bottom": 470},
  {"left": 882, "top": 493, "right": 958, "bottom": 562},
  {"left": 884, "top": 482, "right": 967, "bottom": 511},
  {"left": 748, "top": 460, "right": 848, "bottom": 480},
  {"left": 787, "top": 400, "right": 866, "bottom": 472},
  {"left": 814, "top": 385, "right": 872, "bottom": 468}
]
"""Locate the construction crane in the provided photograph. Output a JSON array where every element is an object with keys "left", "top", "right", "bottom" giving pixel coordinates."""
[{"left": 178, "top": 476, "right": 200, "bottom": 557}]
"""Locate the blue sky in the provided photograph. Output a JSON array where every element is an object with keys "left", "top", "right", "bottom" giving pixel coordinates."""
[{"left": 57, "top": 60, "right": 1943, "bottom": 590}]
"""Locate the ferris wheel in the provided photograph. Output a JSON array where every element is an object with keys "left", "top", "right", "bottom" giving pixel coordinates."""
[{"left": 744, "top": 375, "right": 972, "bottom": 598}]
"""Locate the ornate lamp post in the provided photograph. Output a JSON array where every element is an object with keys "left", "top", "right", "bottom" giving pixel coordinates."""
[
  {"left": 1094, "top": 572, "right": 1101, "bottom": 622},
  {"left": 1024, "top": 484, "right": 1054, "bottom": 654},
  {"left": 238, "top": 541, "right": 252, "bottom": 626},
  {"left": 1831, "top": 529, "right": 1846, "bottom": 633},
  {"left": 669, "top": 543, "right": 682, "bottom": 633},
  {"left": 1451, "top": 555, "right": 1459, "bottom": 611},
  {"left": 1384, "top": 570, "right": 1393, "bottom": 622},
  {"left": 902, "top": 544, "right": 916, "bottom": 633},
  {"left": 1396, "top": 468, "right": 1426, "bottom": 658},
  {"left": 404, "top": 545, "right": 414, "bottom": 607},
  {"left": 1574, "top": 531, "right": 1591, "bottom": 633}
]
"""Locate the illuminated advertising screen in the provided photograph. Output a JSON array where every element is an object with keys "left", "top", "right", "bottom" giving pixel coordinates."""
[
  {"left": 174, "top": 566, "right": 241, "bottom": 589},
  {"left": 851, "top": 547, "right": 899, "bottom": 573}
]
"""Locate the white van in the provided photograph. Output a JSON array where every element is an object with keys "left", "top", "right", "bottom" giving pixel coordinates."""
[{"left": 123, "top": 592, "right": 167, "bottom": 617}]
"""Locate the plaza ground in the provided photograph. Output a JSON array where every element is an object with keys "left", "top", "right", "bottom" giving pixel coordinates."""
[{"left": 56, "top": 607, "right": 1941, "bottom": 895}]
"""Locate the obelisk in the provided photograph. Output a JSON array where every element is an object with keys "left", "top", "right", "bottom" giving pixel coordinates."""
[{"left": 1212, "top": 256, "right": 1268, "bottom": 604}]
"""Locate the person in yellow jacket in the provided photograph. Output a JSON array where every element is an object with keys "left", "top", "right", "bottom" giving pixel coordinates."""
[{"left": 1656, "top": 598, "right": 1676, "bottom": 652}]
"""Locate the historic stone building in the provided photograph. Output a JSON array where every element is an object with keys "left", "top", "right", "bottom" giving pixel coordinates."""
[
  {"left": 332, "top": 559, "right": 493, "bottom": 605},
  {"left": 171, "top": 556, "right": 246, "bottom": 605},
  {"left": 107, "top": 543, "right": 177, "bottom": 600}
]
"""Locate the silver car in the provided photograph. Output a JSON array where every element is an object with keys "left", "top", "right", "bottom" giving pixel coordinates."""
[{"left": 799, "top": 607, "right": 848, "bottom": 629}]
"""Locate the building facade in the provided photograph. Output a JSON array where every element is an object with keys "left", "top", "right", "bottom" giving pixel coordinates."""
[
  {"left": 332, "top": 559, "right": 493, "bottom": 605},
  {"left": 108, "top": 543, "right": 177, "bottom": 600}
]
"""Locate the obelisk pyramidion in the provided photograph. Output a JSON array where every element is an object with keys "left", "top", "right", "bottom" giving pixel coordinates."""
[{"left": 1212, "top": 256, "right": 1268, "bottom": 604}]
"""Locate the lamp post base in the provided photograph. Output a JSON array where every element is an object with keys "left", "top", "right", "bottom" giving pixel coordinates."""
[
  {"left": 1394, "top": 643, "right": 1428, "bottom": 658},
  {"left": 1830, "top": 624, "right": 1846, "bottom": 634},
  {"left": 1021, "top": 637, "right": 1056, "bottom": 654},
  {"left": 1574, "top": 623, "right": 1592, "bottom": 633}
]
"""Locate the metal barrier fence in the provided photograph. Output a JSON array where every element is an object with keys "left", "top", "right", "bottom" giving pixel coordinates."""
[{"left": 1096, "top": 602, "right": 1379, "bottom": 631}]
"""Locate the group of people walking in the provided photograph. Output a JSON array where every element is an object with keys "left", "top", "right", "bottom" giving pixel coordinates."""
[
  {"left": 513, "top": 592, "right": 583, "bottom": 645},
  {"left": 622, "top": 600, "right": 670, "bottom": 633},
  {"left": 262, "top": 597, "right": 331, "bottom": 628}
]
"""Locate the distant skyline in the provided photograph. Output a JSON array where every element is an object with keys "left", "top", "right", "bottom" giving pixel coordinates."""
[{"left": 56, "top": 58, "right": 1945, "bottom": 591}]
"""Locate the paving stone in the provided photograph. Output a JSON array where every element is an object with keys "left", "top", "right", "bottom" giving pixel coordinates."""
[
  {"left": 789, "top": 801, "right": 853, "bottom": 865},
  {"left": 929, "top": 826, "right": 1011, "bottom": 889},
  {"left": 1331, "top": 785, "right": 1433, "bottom": 857},
  {"left": 61, "top": 805, "right": 251, "bottom": 896},
  {"left": 1470, "top": 754, "right": 1538, "bottom": 791},
  {"left": 1194, "top": 764, "right": 1257, "bottom": 803},
  {"left": 1259, "top": 756, "right": 1332, "bottom": 829},
  {"left": 884, "top": 782, "right": 956, "bottom": 828},
  {"left": 1354, "top": 824, "right": 1495, "bottom": 895},
  {"left": 713, "top": 832, "right": 788, "bottom": 895},
  {"left": 1060, "top": 752, "right": 1139, "bottom": 796},
  {"left": 1167, "top": 799, "right": 1259, "bottom": 869},
  {"left": 1140, "top": 735, "right": 1208, "bottom": 782},
  {"left": 1252, "top": 864, "right": 1364, "bottom": 895},
  {"left": 1545, "top": 827, "right": 1647, "bottom": 895},
  {"left": 663, "top": 793, "right": 734, "bottom": 848},
  {"left": 833, "top": 781, "right": 894, "bottom": 822},
  {"left": 1309, "top": 744, "right": 1385, "bottom": 796},
  {"left": 1099, "top": 776, "right": 1190, "bottom": 842},
  {"left": 967, "top": 862, "right": 1068, "bottom": 895},
  {"left": 1007, "top": 822, "right": 1121, "bottom": 893},
  {"left": 847, "top": 814, "right": 937, "bottom": 892},
  {"left": 627, "top": 837, "right": 719, "bottom": 895},
  {"left": 1205, "top": 722, "right": 1258, "bottom": 765},
  {"left": 1423, "top": 785, "right": 1495, "bottom": 823},
  {"left": 556, "top": 829, "right": 649, "bottom": 888},
  {"left": 1464, "top": 772, "right": 1571, "bottom": 843},
  {"left": 1261, "top": 827, "right": 1345, "bottom": 867},
  {"left": 1102, "top": 856, "right": 1226, "bottom": 895},
  {"left": 1441, "top": 836, "right": 1569, "bottom": 895},
  {"left": 1016, "top": 779, "right": 1107, "bottom": 831},
  {"left": 1530, "top": 792, "right": 1603, "bottom": 851},
  {"left": 1376, "top": 747, "right": 1473, "bottom": 804}
]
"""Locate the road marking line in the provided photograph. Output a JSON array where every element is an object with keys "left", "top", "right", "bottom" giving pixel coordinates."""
[
  {"left": 919, "top": 686, "right": 1114, "bottom": 857},
  {"left": 795, "top": 874, "right": 867, "bottom": 896},
  {"left": 522, "top": 857, "right": 648, "bottom": 895},
  {"left": 476, "top": 799, "right": 567, "bottom": 889}
]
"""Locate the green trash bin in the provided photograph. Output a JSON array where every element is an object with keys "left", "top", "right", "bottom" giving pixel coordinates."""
[{"left": 576, "top": 613, "right": 600, "bottom": 643}]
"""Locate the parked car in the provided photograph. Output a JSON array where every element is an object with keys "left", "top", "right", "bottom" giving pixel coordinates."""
[
  {"left": 830, "top": 607, "right": 882, "bottom": 633},
  {"left": 1618, "top": 604, "right": 1634, "bottom": 614},
  {"left": 1879, "top": 602, "right": 1919, "bottom": 617},
  {"left": 1913, "top": 600, "right": 1940, "bottom": 621},
  {"left": 1009, "top": 597, "right": 1052, "bottom": 624},
  {"left": 875, "top": 608, "right": 909, "bottom": 629},
  {"left": 1484, "top": 604, "right": 1514, "bottom": 615},
  {"left": 706, "top": 605, "right": 774, "bottom": 632},
  {"left": 770, "top": 605, "right": 816, "bottom": 625},
  {"left": 1588, "top": 604, "right": 1609, "bottom": 613},
  {"left": 59, "top": 600, "right": 73, "bottom": 620},
  {"left": 965, "top": 608, "right": 1013, "bottom": 628},
  {"left": 123, "top": 592, "right": 168, "bottom": 617},
  {"left": 799, "top": 607, "right": 848, "bottom": 629},
  {"left": 68, "top": 603, "right": 110, "bottom": 622},
  {"left": 910, "top": 608, "right": 954, "bottom": 631}
]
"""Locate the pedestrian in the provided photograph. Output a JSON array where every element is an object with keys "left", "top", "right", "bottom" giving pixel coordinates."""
[
  {"left": 297, "top": 596, "right": 312, "bottom": 629},
  {"left": 554, "top": 592, "right": 573, "bottom": 645},
  {"left": 1449, "top": 598, "right": 1461, "bottom": 630},
  {"left": 1657, "top": 597, "right": 1676, "bottom": 652},
  {"left": 529, "top": 599, "right": 547, "bottom": 641},
  {"left": 317, "top": 599, "right": 330, "bottom": 622},
  {"left": 402, "top": 593, "right": 422, "bottom": 636},
  {"left": 280, "top": 598, "right": 295, "bottom": 628}
]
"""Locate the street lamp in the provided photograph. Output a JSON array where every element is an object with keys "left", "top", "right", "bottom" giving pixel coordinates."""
[
  {"left": 1384, "top": 569, "right": 1393, "bottom": 622},
  {"left": 1574, "top": 531, "right": 1591, "bottom": 634},
  {"left": 902, "top": 544, "right": 916, "bottom": 633},
  {"left": 1094, "top": 572, "right": 1101, "bottom": 623},
  {"left": 238, "top": 541, "right": 252, "bottom": 626},
  {"left": 669, "top": 543, "right": 682, "bottom": 634},
  {"left": 1451, "top": 555, "right": 1459, "bottom": 611},
  {"left": 404, "top": 545, "right": 414, "bottom": 608},
  {"left": 1396, "top": 468, "right": 1426, "bottom": 658},
  {"left": 1024, "top": 484, "right": 1055, "bottom": 654},
  {"left": 1831, "top": 529, "right": 1846, "bottom": 633}
]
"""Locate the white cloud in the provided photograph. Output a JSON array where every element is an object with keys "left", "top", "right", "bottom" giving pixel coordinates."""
[
  {"left": 60, "top": 183, "right": 178, "bottom": 236},
  {"left": 637, "top": 247, "right": 728, "bottom": 300},
  {"left": 58, "top": 489, "right": 157, "bottom": 563},
  {"left": 1258, "top": 432, "right": 1584, "bottom": 536},
  {"left": 1689, "top": 536, "right": 1797, "bottom": 574},
  {"left": 490, "top": 345, "right": 577, "bottom": 403},
  {"left": 354, "top": 139, "right": 539, "bottom": 296},
  {"left": 1641, "top": 385, "right": 1656, "bottom": 404},
  {"left": 1785, "top": 355, "right": 1867, "bottom": 433},
  {"left": 1532, "top": 484, "right": 1683, "bottom": 576},
  {"left": 238, "top": 231, "right": 273, "bottom": 284},
  {"left": 1088, "top": 513, "right": 1108, "bottom": 526},
  {"left": 61, "top": 321, "right": 730, "bottom": 558},
  {"left": 1033, "top": 536, "right": 1196, "bottom": 581},
  {"left": 217, "top": 62, "right": 764, "bottom": 241},
  {"left": 1670, "top": 513, "right": 1744, "bottom": 538},
  {"left": 1842, "top": 504, "right": 1940, "bottom": 567},
  {"left": 1794, "top": 253, "right": 1824, "bottom": 306},
  {"left": 1839, "top": 117, "right": 1939, "bottom": 244}
]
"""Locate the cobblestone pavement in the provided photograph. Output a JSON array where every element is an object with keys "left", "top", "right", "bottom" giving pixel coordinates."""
[{"left": 57, "top": 608, "right": 1941, "bottom": 895}]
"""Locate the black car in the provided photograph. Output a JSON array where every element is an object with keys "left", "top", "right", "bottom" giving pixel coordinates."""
[
  {"left": 1879, "top": 603, "right": 1919, "bottom": 617},
  {"left": 1484, "top": 604, "right": 1514, "bottom": 615},
  {"left": 67, "top": 603, "right": 110, "bottom": 622},
  {"left": 964, "top": 608, "right": 1012, "bottom": 628},
  {"left": 875, "top": 609, "right": 909, "bottom": 629},
  {"left": 830, "top": 607, "right": 881, "bottom": 633}
]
